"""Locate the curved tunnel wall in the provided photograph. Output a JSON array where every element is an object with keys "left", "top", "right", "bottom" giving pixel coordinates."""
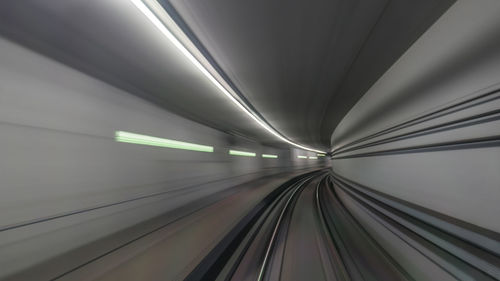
[
  {"left": 331, "top": 1, "right": 500, "bottom": 280},
  {"left": 329, "top": 2, "right": 500, "bottom": 279},
  {"left": 331, "top": 0, "right": 500, "bottom": 235},
  {"left": 0, "top": 37, "right": 327, "bottom": 278}
]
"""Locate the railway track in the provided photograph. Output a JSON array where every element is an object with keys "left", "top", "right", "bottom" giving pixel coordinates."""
[{"left": 187, "top": 170, "right": 500, "bottom": 281}]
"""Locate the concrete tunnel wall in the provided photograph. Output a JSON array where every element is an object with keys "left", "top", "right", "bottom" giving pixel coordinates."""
[
  {"left": 0, "top": 37, "right": 328, "bottom": 277},
  {"left": 330, "top": 0, "right": 500, "bottom": 234}
]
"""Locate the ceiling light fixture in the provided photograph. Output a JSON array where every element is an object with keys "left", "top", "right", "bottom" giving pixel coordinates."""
[
  {"left": 262, "top": 154, "right": 278, "bottom": 158},
  {"left": 128, "top": 0, "right": 326, "bottom": 154},
  {"left": 229, "top": 150, "right": 256, "bottom": 157},
  {"left": 116, "top": 131, "right": 214, "bottom": 152}
]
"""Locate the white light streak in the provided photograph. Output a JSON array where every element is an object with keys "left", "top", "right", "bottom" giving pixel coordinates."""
[{"left": 128, "top": 0, "right": 325, "bottom": 153}]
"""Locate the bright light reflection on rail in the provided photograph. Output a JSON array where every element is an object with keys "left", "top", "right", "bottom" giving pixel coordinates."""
[{"left": 115, "top": 131, "right": 214, "bottom": 152}]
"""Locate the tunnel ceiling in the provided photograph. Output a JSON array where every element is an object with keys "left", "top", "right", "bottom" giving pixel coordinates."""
[
  {"left": 169, "top": 0, "right": 455, "bottom": 150},
  {"left": 0, "top": 0, "right": 454, "bottom": 151}
]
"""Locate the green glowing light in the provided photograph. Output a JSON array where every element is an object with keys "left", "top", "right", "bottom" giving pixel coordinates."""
[
  {"left": 229, "top": 150, "right": 256, "bottom": 157},
  {"left": 309, "top": 156, "right": 318, "bottom": 159},
  {"left": 115, "top": 131, "right": 213, "bottom": 152},
  {"left": 297, "top": 155, "right": 307, "bottom": 159},
  {"left": 317, "top": 153, "right": 325, "bottom": 157},
  {"left": 262, "top": 154, "right": 278, "bottom": 159}
]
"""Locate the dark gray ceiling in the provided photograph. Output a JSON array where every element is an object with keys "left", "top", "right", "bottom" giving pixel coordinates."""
[
  {"left": 169, "top": 0, "right": 455, "bottom": 150},
  {"left": 0, "top": 0, "right": 454, "bottom": 151}
]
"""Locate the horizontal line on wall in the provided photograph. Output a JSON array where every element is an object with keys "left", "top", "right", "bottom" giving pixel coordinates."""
[
  {"left": 332, "top": 135, "right": 500, "bottom": 159},
  {"left": 333, "top": 109, "right": 500, "bottom": 157},
  {"left": 332, "top": 87, "right": 500, "bottom": 156},
  {"left": 330, "top": 173, "right": 500, "bottom": 278}
]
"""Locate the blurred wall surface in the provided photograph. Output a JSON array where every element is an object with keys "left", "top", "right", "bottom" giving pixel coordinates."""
[
  {"left": 0, "top": 37, "right": 327, "bottom": 278},
  {"left": 331, "top": 0, "right": 500, "bottom": 233}
]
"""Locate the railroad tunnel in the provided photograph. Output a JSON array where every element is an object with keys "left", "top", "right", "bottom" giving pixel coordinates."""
[{"left": 0, "top": 0, "right": 499, "bottom": 280}]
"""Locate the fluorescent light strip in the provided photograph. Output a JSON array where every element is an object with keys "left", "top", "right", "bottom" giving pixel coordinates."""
[
  {"left": 229, "top": 150, "right": 256, "bottom": 157},
  {"left": 262, "top": 154, "right": 278, "bottom": 159},
  {"left": 308, "top": 156, "right": 318, "bottom": 159},
  {"left": 129, "top": 0, "right": 325, "bottom": 154},
  {"left": 297, "top": 155, "right": 307, "bottom": 159},
  {"left": 116, "top": 131, "right": 213, "bottom": 152},
  {"left": 317, "top": 153, "right": 326, "bottom": 157}
]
